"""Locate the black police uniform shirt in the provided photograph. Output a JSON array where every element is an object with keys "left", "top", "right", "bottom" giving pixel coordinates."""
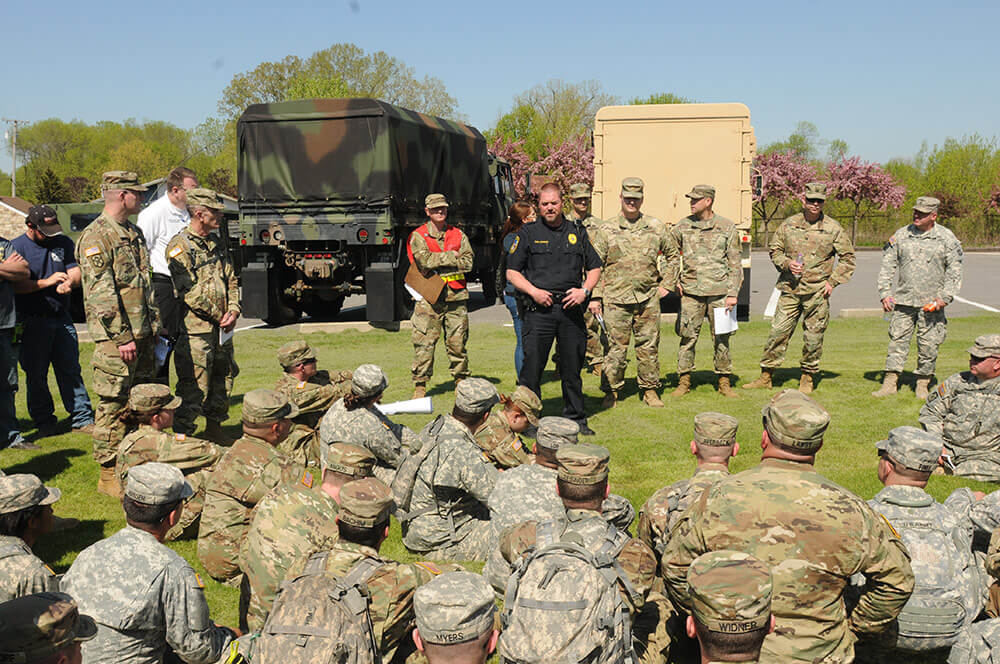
[
  {"left": 506, "top": 216, "right": 601, "bottom": 293},
  {"left": 11, "top": 233, "right": 77, "bottom": 318}
]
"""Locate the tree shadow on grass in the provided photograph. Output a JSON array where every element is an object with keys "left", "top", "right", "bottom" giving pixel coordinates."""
[
  {"left": 2, "top": 448, "right": 85, "bottom": 482},
  {"left": 35, "top": 519, "right": 108, "bottom": 572}
]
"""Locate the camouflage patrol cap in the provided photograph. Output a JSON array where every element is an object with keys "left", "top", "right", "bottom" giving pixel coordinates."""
[
  {"left": 454, "top": 378, "right": 499, "bottom": 414},
  {"left": 913, "top": 196, "right": 940, "bottom": 213},
  {"left": 694, "top": 412, "right": 739, "bottom": 447},
  {"left": 414, "top": 571, "right": 495, "bottom": 644},
  {"left": 967, "top": 334, "right": 1000, "bottom": 358},
  {"left": 242, "top": 388, "right": 299, "bottom": 425},
  {"left": 127, "top": 383, "right": 182, "bottom": 414},
  {"left": 124, "top": 462, "right": 193, "bottom": 505},
  {"left": 535, "top": 416, "right": 579, "bottom": 450},
  {"left": 101, "top": 170, "right": 148, "bottom": 192},
  {"left": 803, "top": 182, "right": 828, "bottom": 201},
  {"left": 761, "top": 389, "right": 830, "bottom": 452},
  {"left": 352, "top": 364, "right": 388, "bottom": 398},
  {"left": 508, "top": 385, "right": 542, "bottom": 426},
  {"left": 425, "top": 193, "right": 449, "bottom": 208},
  {"left": 0, "top": 592, "right": 97, "bottom": 663},
  {"left": 0, "top": 474, "right": 60, "bottom": 515},
  {"left": 277, "top": 339, "right": 316, "bottom": 369},
  {"left": 320, "top": 442, "right": 376, "bottom": 477},
  {"left": 877, "top": 426, "right": 943, "bottom": 473},
  {"left": 621, "top": 177, "right": 644, "bottom": 199},
  {"left": 338, "top": 477, "right": 394, "bottom": 528},
  {"left": 687, "top": 551, "right": 772, "bottom": 633},
  {"left": 185, "top": 187, "right": 224, "bottom": 210},
  {"left": 685, "top": 184, "right": 716, "bottom": 200},
  {"left": 568, "top": 183, "right": 591, "bottom": 199},
  {"left": 556, "top": 443, "right": 610, "bottom": 485}
]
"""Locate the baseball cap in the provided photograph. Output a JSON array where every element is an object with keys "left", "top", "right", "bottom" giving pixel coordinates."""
[
  {"left": 124, "top": 462, "right": 193, "bottom": 505},
  {"left": 535, "top": 416, "right": 579, "bottom": 450},
  {"left": 185, "top": 188, "right": 225, "bottom": 210},
  {"left": 876, "top": 426, "right": 943, "bottom": 473},
  {"left": 693, "top": 412, "right": 739, "bottom": 446},
  {"left": 101, "top": 171, "right": 148, "bottom": 192},
  {"left": 687, "top": 551, "right": 772, "bottom": 633},
  {"left": 455, "top": 378, "right": 499, "bottom": 414},
  {"left": 414, "top": 571, "right": 495, "bottom": 644},
  {"left": 968, "top": 334, "right": 1000, "bottom": 359},
  {"left": 913, "top": 196, "right": 940, "bottom": 214},
  {"left": 761, "top": 389, "right": 830, "bottom": 452},
  {"left": 621, "top": 177, "right": 644, "bottom": 199},
  {"left": 425, "top": 193, "right": 449, "bottom": 208},
  {"left": 127, "top": 384, "right": 182, "bottom": 414},
  {"left": 0, "top": 592, "right": 97, "bottom": 663},
  {"left": 556, "top": 443, "right": 610, "bottom": 485},
  {"left": 242, "top": 388, "right": 299, "bottom": 425},
  {"left": 685, "top": 184, "right": 716, "bottom": 200},
  {"left": 277, "top": 340, "right": 317, "bottom": 369},
  {"left": 26, "top": 205, "right": 62, "bottom": 237},
  {"left": 320, "top": 442, "right": 376, "bottom": 477},
  {"left": 0, "top": 475, "right": 60, "bottom": 515},
  {"left": 508, "top": 386, "right": 542, "bottom": 426},
  {"left": 337, "top": 477, "right": 395, "bottom": 528},
  {"left": 352, "top": 364, "right": 388, "bottom": 398},
  {"left": 568, "top": 183, "right": 591, "bottom": 199}
]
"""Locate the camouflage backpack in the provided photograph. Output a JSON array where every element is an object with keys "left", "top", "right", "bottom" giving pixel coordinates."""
[
  {"left": 254, "top": 551, "right": 386, "bottom": 664},
  {"left": 497, "top": 519, "right": 639, "bottom": 664},
  {"left": 390, "top": 415, "right": 445, "bottom": 525}
]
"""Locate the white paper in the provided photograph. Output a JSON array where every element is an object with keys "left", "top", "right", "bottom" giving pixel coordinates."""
[
  {"left": 763, "top": 287, "right": 781, "bottom": 318},
  {"left": 153, "top": 336, "right": 171, "bottom": 369},
  {"left": 713, "top": 307, "right": 739, "bottom": 334},
  {"left": 404, "top": 283, "right": 424, "bottom": 302},
  {"left": 219, "top": 328, "right": 234, "bottom": 345}
]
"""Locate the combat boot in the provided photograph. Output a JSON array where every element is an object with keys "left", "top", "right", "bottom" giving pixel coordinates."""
[
  {"left": 742, "top": 369, "right": 772, "bottom": 390},
  {"left": 203, "top": 419, "right": 232, "bottom": 444},
  {"left": 590, "top": 363, "right": 603, "bottom": 378},
  {"left": 798, "top": 373, "right": 815, "bottom": 395},
  {"left": 872, "top": 371, "right": 899, "bottom": 397},
  {"left": 97, "top": 464, "right": 122, "bottom": 498},
  {"left": 670, "top": 373, "right": 691, "bottom": 397},
  {"left": 412, "top": 383, "right": 426, "bottom": 399},
  {"left": 717, "top": 375, "right": 739, "bottom": 398},
  {"left": 915, "top": 376, "right": 932, "bottom": 400},
  {"left": 642, "top": 390, "right": 664, "bottom": 408},
  {"left": 601, "top": 391, "right": 618, "bottom": 409}
]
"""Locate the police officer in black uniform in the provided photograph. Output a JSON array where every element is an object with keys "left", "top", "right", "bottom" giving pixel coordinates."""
[{"left": 506, "top": 182, "right": 602, "bottom": 435}]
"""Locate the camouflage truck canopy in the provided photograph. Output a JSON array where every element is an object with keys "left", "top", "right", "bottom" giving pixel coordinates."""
[{"left": 238, "top": 98, "right": 492, "bottom": 220}]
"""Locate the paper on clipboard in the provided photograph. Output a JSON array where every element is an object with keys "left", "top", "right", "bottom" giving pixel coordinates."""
[
  {"left": 404, "top": 283, "right": 424, "bottom": 302},
  {"left": 220, "top": 328, "right": 234, "bottom": 345},
  {"left": 713, "top": 307, "right": 738, "bottom": 335},
  {"left": 764, "top": 287, "right": 781, "bottom": 319},
  {"left": 153, "top": 336, "right": 172, "bottom": 369}
]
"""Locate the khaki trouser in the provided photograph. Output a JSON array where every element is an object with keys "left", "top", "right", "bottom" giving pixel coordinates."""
[{"left": 91, "top": 338, "right": 156, "bottom": 465}]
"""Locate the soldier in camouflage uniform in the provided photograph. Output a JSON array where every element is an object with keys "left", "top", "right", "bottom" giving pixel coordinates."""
[
  {"left": 116, "top": 384, "right": 223, "bottom": 540},
  {"left": 567, "top": 182, "right": 608, "bottom": 377},
  {"left": 662, "top": 389, "right": 915, "bottom": 664},
  {"left": 402, "top": 378, "right": 500, "bottom": 561},
  {"left": 667, "top": 184, "right": 744, "bottom": 398},
  {"left": 413, "top": 571, "right": 499, "bottom": 664},
  {"left": 197, "top": 389, "right": 305, "bottom": 583},
  {"left": 473, "top": 384, "right": 540, "bottom": 469},
  {"left": 591, "top": 177, "right": 674, "bottom": 408},
  {"left": 409, "top": 193, "right": 474, "bottom": 398},
  {"left": 919, "top": 335, "right": 1000, "bottom": 482},
  {"left": 874, "top": 195, "right": 964, "bottom": 399},
  {"left": 0, "top": 474, "right": 60, "bottom": 602},
  {"left": 0, "top": 592, "right": 97, "bottom": 664},
  {"left": 78, "top": 171, "right": 159, "bottom": 495},
  {"left": 949, "top": 618, "right": 1000, "bottom": 664},
  {"left": 62, "top": 463, "right": 237, "bottom": 664},
  {"left": 167, "top": 188, "right": 240, "bottom": 441},
  {"left": 744, "top": 183, "right": 855, "bottom": 395},
  {"left": 319, "top": 364, "right": 419, "bottom": 484},
  {"left": 239, "top": 442, "right": 375, "bottom": 631}
]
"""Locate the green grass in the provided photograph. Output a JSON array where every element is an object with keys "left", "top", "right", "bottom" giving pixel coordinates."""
[{"left": 3, "top": 314, "right": 998, "bottom": 632}]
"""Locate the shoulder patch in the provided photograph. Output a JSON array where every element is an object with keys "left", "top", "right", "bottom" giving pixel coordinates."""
[
  {"left": 414, "top": 561, "right": 443, "bottom": 575},
  {"left": 509, "top": 236, "right": 519, "bottom": 254},
  {"left": 296, "top": 381, "right": 307, "bottom": 389},
  {"left": 880, "top": 513, "right": 900, "bottom": 539},
  {"left": 194, "top": 572, "right": 205, "bottom": 589},
  {"left": 84, "top": 245, "right": 101, "bottom": 257},
  {"left": 44, "top": 564, "right": 56, "bottom": 576},
  {"left": 174, "top": 433, "right": 187, "bottom": 442},
  {"left": 300, "top": 470, "right": 314, "bottom": 488},
  {"left": 481, "top": 452, "right": 491, "bottom": 463},
  {"left": 168, "top": 245, "right": 184, "bottom": 258},
  {"left": 512, "top": 438, "right": 522, "bottom": 451}
]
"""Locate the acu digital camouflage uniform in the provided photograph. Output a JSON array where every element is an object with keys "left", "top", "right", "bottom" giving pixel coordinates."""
[
  {"left": 472, "top": 385, "right": 540, "bottom": 469},
  {"left": 949, "top": 619, "right": 1000, "bottom": 664},
  {"left": 661, "top": 390, "right": 915, "bottom": 664},
  {"left": 78, "top": 171, "right": 159, "bottom": 465},
  {"left": 166, "top": 188, "right": 241, "bottom": 435},
  {"left": 0, "top": 592, "right": 98, "bottom": 663},
  {"left": 567, "top": 182, "right": 609, "bottom": 373},
  {"left": 877, "top": 197, "right": 964, "bottom": 378},
  {"left": 0, "top": 474, "right": 60, "bottom": 602}
]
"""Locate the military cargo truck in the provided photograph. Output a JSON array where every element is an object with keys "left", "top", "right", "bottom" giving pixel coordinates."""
[
  {"left": 235, "top": 98, "right": 514, "bottom": 324},
  {"left": 592, "top": 102, "right": 756, "bottom": 320}
]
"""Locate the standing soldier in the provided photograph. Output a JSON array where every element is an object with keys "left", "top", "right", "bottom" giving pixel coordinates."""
[
  {"left": 744, "top": 183, "right": 855, "bottom": 394},
  {"left": 667, "top": 184, "right": 742, "bottom": 398},
  {"left": 167, "top": 188, "right": 240, "bottom": 442},
  {"left": 567, "top": 183, "right": 608, "bottom": 377},
  {"left": 78, "top": 171, "right": 159, "bottom": 496},
  {"left": 408, "top": 193, "right": 473, "bottom": 399},
  {"left": 874, "top": 196, "right": 963, "bottom": 399},
  {"left": 591, "top": 177, "right": 674, "bottom": 408}
]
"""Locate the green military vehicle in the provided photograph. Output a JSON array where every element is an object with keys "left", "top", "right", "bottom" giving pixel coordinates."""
[{"left": 235, "top": 98, "right": 514, "bottom": 324}]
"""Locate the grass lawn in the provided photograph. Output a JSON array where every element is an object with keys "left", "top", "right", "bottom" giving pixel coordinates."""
[{"left": 3, "top": 313, "right": 997, "bottom": 635}]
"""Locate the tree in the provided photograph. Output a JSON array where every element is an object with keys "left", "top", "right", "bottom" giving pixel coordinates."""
[
  {"left": 33, "top": 168, "right": 70, "bottom": 204},
  {"left": 488, "top": 136, "right": 532, "bottom": 198},
  {"left": 533, "top": 134, "right": 595, "bottom": 198},
  {"left": 628, "top": 92, "right": 693, "bottom": 105},
  {"left": 986, "top": 183, "right": 1000, "bottom": 213},
  {"left": 489, "top": 105, "right": 549, "bottom": 161},
  {"left": 752, "top": 152, "right": 817, "bottom": 245},
  {"left": 827, "top": 156, "right": 906, "bottom": 242},
  {"left": 283, "top": 73, "right": 352, "bottom": 101},
  {"left": 827, "top": 139, "right": 849, "bottom": 162},
  {"left": 764, "top": 121, "right": 823, "bottom": 160},
  {"left": 922, "top": 135, "right": 1000, "bottom": 216}
]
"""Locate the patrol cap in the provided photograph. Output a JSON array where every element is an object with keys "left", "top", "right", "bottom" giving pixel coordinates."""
[
  {"left": 876, "top": 426, "right": 943, "bottom": 473},
  {"left": 127, "top": 383, "right": 182, "bottom": 414},
  {"left": 277, "top": 339, "right": 317, "bottom": 369},
  {"left": 352, "top": 364, "right": 388, "bottom": 398},
  {"left": 621, "top": 177, "right": 644, "bottom": 199},
  {"left": 0, "top": 474, "right": 60, "bottom": 515},
  {"left": 693, "top": 412, "right": 739, "bottom": 447},
  {"left": 535, "top": 416, "right": 579, "bottom": 450},
  {"left": 454, "top": 378, "right": 499, "bottom": 414},
  {"left": 185, "top": 187, "right": 224, "bottom": 210},
  {"left": 425, "top": 193, "right": 449, "bottom": 208},
  {"left": 913, "top": 196, "right": 940, "bottom": 214},
  {"left": 414, "top": 571, "right": 496, "bottom": 644},
  {"left": 761, "top": 389, "right": 830, "bottom": 452},
  {"left": 26, "top": 205, "right": 62, "bottom": 237},
  {"left": 967, "top": 334, "right": 1000, "bottom": 359},
  {"left": 0, "top": 592, "right": 97, "bottom": 663},
  {"left": 124, "top": 462, "right": 193, "bottom": 505},
  {"left": 803, "top": 182, "right": 828, "bottom": 201},
  {"left": 507, "top": 385, "right": 542, "bottom": 426},
  {"left": 568, "top": 183, "right": 591, "bottom": 199},
  {"left": 338, "top": 477, "right": 395, "bottom": 528},
  {"left": 556, "top": 443, "right": 610, "bottom": 485},
  {"left": 101, "top": 170, "right": 148, "bottom": 192},
  {"left": 320, "top": 442, "right": 376, "bottom": 477},
  {"left": 685, "top": 184, "right": 716, "bottom": 200},
  {"left": 242, "top": 388, "right": 299, "bottom": 425},
  {"left": 687, "top": 551, "right": 772, "bottom": 633}
]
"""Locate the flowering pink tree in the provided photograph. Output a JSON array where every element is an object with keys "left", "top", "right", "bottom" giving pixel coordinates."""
[
  {"left": 489, "top": 133, "right": 594, "bottom": 200},
  {"left": 985, "top": 183, "right": 1000, "bottom": 213},
  {"left": 827, "top": 156, "right": 906, "bottom": 243},
  {"left": 488, "top": 135, "right": 532, "bottom": 197},
  {"left": 753, "top": 151, "right": 817, "bottom": 245}
]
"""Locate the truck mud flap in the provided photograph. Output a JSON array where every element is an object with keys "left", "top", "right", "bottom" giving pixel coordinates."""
[
  {"left": 241, "top": 263, "right": 270, "bottom": 320},
  {"left": 365, "top": 262, "right": 397, "bottom": 323}
]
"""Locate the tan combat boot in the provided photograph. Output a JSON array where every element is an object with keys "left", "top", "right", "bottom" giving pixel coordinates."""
[
  {"left": 670, "top": 373, "right": 691, "bottom": 397},
  {"left": 871, "top": 371, "right": 899, "bottom": 397},
  {"left": 915, "top": 376, "right": 932, "bottom": 400},
  {"left": 717, "top": 375, "right": 739, "bottom": 399},
  {"left": 742, "top": 369, "right": 773, "bottom": 390},
  {"left": 642, "top": 390, "right": 664, "bottom": 407},
  {"left": 97, "top": 464, "right": 122, "bottom": 498},
  {"left": 590, "top": 363, "right": 603, "bottom": 378},
  {"left": 601, "top": 391, "right": 618, "bottom": 408},
  {"left": 412, "top": 383, "right": 426, "bottom": 399},
  {"left": 798, "top": 373, "right": 814, "bottom": 395}
]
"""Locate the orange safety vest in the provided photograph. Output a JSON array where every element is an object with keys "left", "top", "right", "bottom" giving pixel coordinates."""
[{"left": 406, "top": 223, "right": 467, "bottom": 290}]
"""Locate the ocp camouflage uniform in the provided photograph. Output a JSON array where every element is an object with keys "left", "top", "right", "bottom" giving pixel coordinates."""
[
  {"left": 949, "top": 619, "right": 1000, "bottom": 664},
  {"left": 877, "top": 222, "right": 963, "bottom": 376},
  {"left": 637, "top": 464, "right": 729, "bottom": 558},
  {"left": 274, "top": 370, "right": 352, "bottom": 430},
  {"left": 568, "top": 212, "right": 609, "bottom": 372},
  {"left": 0, "top": 535, "right": 58, "bottom": 602},
  {"left": 472, "top": 410, "right": 531, "bottom": 469},
  {"left": 920, "top": 371, "right": 1000, "bottom": 482},
  {"left": 318, "top": 398, "right": 418, "bottom": 484},
  {"left": 759, "top": 212, "right": 855, "bottom": 373}
]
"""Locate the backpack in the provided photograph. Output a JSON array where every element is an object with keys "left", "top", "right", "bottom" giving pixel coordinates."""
[
  {"left": 497, "top": 519, "right": 639, "bottom": 664},
  {"left": 254, "top": 552, "right": 386, "bottom": 664},
  {"left": 390, "top": 415, "right": 446, "bottom": 525}
]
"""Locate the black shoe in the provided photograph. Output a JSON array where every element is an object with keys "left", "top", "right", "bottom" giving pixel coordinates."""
[
  {"left": 7, "top": 439, "right": 41, "bottom": 450},
  {"left": 578, "top": 423, "right": 596, "bottom": 436}
]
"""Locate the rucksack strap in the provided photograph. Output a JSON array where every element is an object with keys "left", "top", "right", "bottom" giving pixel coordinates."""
[
  {"left": 536, "top": 519, "right": 560, "bottom": 548},
  {"left": 594, "top": 522, "right": 642, "bottom": 609},
  {"left": 302, "top": 550, "right": 330, "bottom": 577}
]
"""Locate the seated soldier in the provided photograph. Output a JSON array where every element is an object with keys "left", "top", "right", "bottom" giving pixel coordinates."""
[
  {"left": 949, "top": 617, "right": 1000, "bottom": 664},
  {"left": 0, "top": 592, "right": 97, "bottom": 664},
  {"left": 0, "top": 474, "right": 61, "bottom": 601},
  {"left": 319, "top": 364, "right": 419, "bottom": 484},
  {"left": 473, "top": 385, "right": 541, "bottom": 469},
  {"left": 116, "top": 384, "right": 223, "bottom": 540},
  {"left": 412, "top": 571, "right": 499, "bottom": 664}
]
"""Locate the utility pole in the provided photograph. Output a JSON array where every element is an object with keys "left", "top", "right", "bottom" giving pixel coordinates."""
[{"left": 2, "top": 118, "right": 21, "bottom": 198}]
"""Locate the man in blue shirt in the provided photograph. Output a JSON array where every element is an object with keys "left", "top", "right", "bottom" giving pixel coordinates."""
[
  {"left": 11, "top": 206, "right": 94, "bottom": 438},
  {"left": 0, "top": 229, "right": 29, "bottom": 449}
]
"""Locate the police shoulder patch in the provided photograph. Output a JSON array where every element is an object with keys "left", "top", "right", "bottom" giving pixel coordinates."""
[
  {"left": 168, "top": 245, "right": 184, "bottom": 258},
  {"left": 300, "top": 470, "right": 314, "bottom": 488},
  {"left": 509, "top": 236, "right": 519, "bottom": 254}
]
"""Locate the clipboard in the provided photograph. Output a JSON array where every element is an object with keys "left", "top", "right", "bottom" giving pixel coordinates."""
[{"left": 404, "top": 263, "right": 445, "bottom": 304}]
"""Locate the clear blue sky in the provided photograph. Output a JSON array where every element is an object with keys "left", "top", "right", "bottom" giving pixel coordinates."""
[{"left": 2, "top": 0, "right": 997, "bottom": 164}]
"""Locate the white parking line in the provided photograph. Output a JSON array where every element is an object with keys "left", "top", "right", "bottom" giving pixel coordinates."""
[{"left": 955, "top": 296, "right": 1000, "bottom": 313}]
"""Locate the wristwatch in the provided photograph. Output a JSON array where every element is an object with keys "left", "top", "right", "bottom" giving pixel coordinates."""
[{"left": 583, "top": 288, "right": 591, "bottom": 298}]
